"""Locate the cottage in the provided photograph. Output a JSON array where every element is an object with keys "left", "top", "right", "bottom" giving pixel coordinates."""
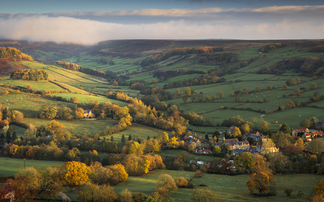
[
  {"left": 214, "top": 138, "right": 250, "bottom": 151},
  {"left": 292, "top": 127, "right": 309, "bottom": 136},
  {"left": 84, "top": 110, "right": 95, "bottom": 118},
  {"left": 317, "top": 122, "right": 324, "bottom": 127}
]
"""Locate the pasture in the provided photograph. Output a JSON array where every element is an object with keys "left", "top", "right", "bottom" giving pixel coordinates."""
[
  {"left": 113, "top": 169, "right": 321, "bottom": 202},
  {"left": 49, "top": 93, "right": 127, "bottom": 106},
  {"left": 24, "top": 118, "right": 118, "bottom": 135},
  {"left": 0, "top": 157, "right": 64, "bottom": 177},
  {"left": 100, "top": 123, "right": 168, "bottom": 143}
]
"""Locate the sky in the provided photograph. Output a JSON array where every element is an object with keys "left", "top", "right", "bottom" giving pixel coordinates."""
[{"left": 0, "top": 0, "right": 323, "bottom": 44}]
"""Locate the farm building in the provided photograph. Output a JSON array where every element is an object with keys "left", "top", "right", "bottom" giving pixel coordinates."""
[{"left": 83, "top": 110, "right": 95, "bottom": 118}]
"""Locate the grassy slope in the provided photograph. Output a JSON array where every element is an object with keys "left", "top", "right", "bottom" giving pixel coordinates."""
[
  {"left": 0, "top": 157, "right": 64, "bottom": 177},
  {"left": 113, "top": 169, "right": 321, "bottom": 202}
]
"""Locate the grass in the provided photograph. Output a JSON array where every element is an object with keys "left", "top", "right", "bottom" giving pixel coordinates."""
[
  {"left": 113, "top": 169, "right": 321, "bottom": 202},
  {"left": 49, "top": 93, "right": 127, "bottom": 106},
  {"left": 0, "top": 157, "right": 64, "bottom": 177},
  {"left": 114, "top": 170, "right": 195, "bottom": 195},
  {"left": 100, "top": 123, "right": 168, "bottom": 143},
  {"left": 0, "top": 92, "right": 76, "bottom": 117},
  {"left": 24, "top": 118, "right": 118, "bottom": 135}
]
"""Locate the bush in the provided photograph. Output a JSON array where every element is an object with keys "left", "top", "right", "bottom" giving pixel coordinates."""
[
  {"left": 175, "top": 177, "right": 189, "bottom": 188},
  {"left": 191, "top": 189, "right": 220, "bottom": 202},
  {"left": 195, "top": 170, "right": 203, "bottom": 178},
  {"left": 284, "top": 188, "right": 293, "bottom": 196}
]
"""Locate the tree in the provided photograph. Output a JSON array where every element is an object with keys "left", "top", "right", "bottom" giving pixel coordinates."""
[
  {"left": 230, "top": 126, "right": 242, "bottom": 138},
  {"left": 72, "top": 97, "right": 79, "bottom": 104},
  {"left": 235, "top": 95, "right": 241, "bottom": 102},
  {"left": 246, "top": 154, "right": 274, "bottom": 194},
  {"left": 295, "top": 138, "right": 305, "bottom": 150},
  {"left": 16, "top": 89, "right": 20, "bottom": 93},
  {"left": 113, "top": 80, "right": 118, "bottom": 86},
  {"left": 191, "top": 189, "right": 219, "bottom": 202},
  {"left": 39, "top": 105, "right": 57, "bottom": 119},
  {"left": 242, "top": 87, "right": 249, "bottom": 94},
  {"left": 151, "top": 79, "right": 158, "bottom": 84},
  {"left": 306, "top": 139, "right": 324, "bottom": 154},
  {"left": 310, "top": 82, "right": 318, "bottom": 90},
  {"left": 279, "top": 123, "right": 291, "bottom": 134},
  {"left": 61, "top": 161, "right": 90, "bottom": 186},
  {"left": 118, "top": 189, "right": 133, "bottom": 202},
  {"left": 183, "top": 87, "right": 191, "bottom": 97},
  {"left": 211, "top": 95, "right": 216, "bottom": 102},
  {"left": 285, "top": 101, "right": 296, "bottom": 109},
  {"left": 205, "top": 95, "right": 211, "bottom": 102},
  {"left": 300, "top": 119, "right": 311, "bottom": 128},
  {"left": 241, "top": 123, "right": 251, "bottom": 134},
  {"left": 281, "top": 84, "right": 289, "bottom": 89},
  {"left": 156, "top": 174, "right": 177, "bottom": 196},
  {"left": 233, "top": 152, "right": 255, "bottom": 173},
  {"left": 121, "top": 135, "right": 126, "bottom": 144},
  {"left": 267, "top": 85, "right": 272, "bottom": 90},
  {"left": 188, "top": 142, "right": 196, "bottom": 152},
  {"left": 255, "top": 87, "right": 261, "bottom": 92},
  {"left": 294, "top": 89, "right": 301, "bottom": 98},
  {"left": 4, "top": 90, "right": 8, "bottom": 95},
  {"left": 216, "top": 91, "right": 224, "bottom": 98},
  {"left": 158, "top": 132, "right": 169, "bottom": 144},
  {"left": 75, "top": 107, "right": 84, "bottom": 119},
  {"left": 261, "top": 138, "right": 276, "bottom": 154},
  {"left": 168, "top": 137, "right": 179, "bottom": 149},
  {"left": 175, "top": 88, "right": 180, "bottom": 97},
  {"left": 78, "top": 183, "right": 116, "bottom": 202}
]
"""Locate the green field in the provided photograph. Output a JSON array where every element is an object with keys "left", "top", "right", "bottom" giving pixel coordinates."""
[
  {"left": 113, "top": 169, "right": 321, "bottom": 202},
  {"left": 0, "top": 157, "right": 64, "bottom": 177},
  {"left": 50, "top": 93, "right": 127, "bottom": 106},
  {"left": 0, "top": 92, "right": 76, "bottom": 117},
  {"left": 100, "top": 123, "right": 168, "bottom": 142},
  {"left": 24, "top": 118, "right": 117, "bottom": 135}
]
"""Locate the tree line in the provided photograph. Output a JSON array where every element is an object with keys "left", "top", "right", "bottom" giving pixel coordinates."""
[
  {"left": 258, "top": 43, "right": 287, "bottom": 53},
  {"left": 10, "top": 69, "right": 48, "bottom": 81}
]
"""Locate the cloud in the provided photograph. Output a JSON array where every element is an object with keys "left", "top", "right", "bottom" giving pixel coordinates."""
[{"left": 0, "top": 15, "right": 323, "bottom": 45}]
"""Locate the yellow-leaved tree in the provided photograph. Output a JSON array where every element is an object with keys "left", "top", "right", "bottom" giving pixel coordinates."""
[{"left": 61, "top": 161, "right": 89, "bottom": 186}]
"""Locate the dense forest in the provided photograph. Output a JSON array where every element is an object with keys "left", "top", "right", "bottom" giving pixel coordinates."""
[{"left": 0, "top": 47, "right": 34, "bottom": 61}]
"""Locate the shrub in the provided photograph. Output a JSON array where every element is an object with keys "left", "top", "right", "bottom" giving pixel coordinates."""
[{"left": 284, "top": 188, "right": 293, "bottom": 196}]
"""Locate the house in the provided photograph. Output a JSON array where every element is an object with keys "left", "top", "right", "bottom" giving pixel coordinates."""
[
  {"left": 317, "top": 122, "right": 324, "bottom": 127},
  {"left": 84, "top": 110, "right": 95, "bottom": 118},
  {"left": 242, "top": 131, "right": 266, "bottom": 142},
  {"left": 292, "top": 127, "right": 309, "bottom": 136},
  {"left": 227, "top": 126, "right": 235, "bottom": 136},
  {"left": 194, "top": 148, "right": 212, "bottom": 155},
  {"left": 302, "top": 130, "right": 324, "bottom": 141},
  {"left": 214, "top": 138, "right": 250, "bottom": 151}
]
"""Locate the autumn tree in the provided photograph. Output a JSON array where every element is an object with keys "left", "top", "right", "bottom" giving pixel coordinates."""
[
  {"left": 255, "top": 87, "right": 261, "bottom": 92},
  {"left": 233, "top": 152, "right": 255, "bottom": 174},
  {"left": 294, "top": 89, "right": 301, "bottom": 98},
  {"left": 72, "top": 96, "right": 79, "bottom": 103},
  {"left": 306, "top": 139, "right": 324, "bottom": 154},
  {"left": 230, "top": 126, "right": 242, "bottom": 138},
  {"left": 175, "top": 88, "right": 180, "bottom": 97},
  {"left": 242, "top": 87, "right": 249, "bottom": 94},
  {"left": 39, "top": 105, "right": 57, "bottom": 119},
  {"left": 156, "top": 174, "right": 177, "bottom": 197},
  {"left": 300, "top": 119, "right": 312, "bottom": 128},
  {"left": 151, "top": 79, "right": 158, "bottom": 84},
  {"left": 78, "top": 183, "right": 116, "bottom": 202},
  {"left": 75, "top": 107, "right": 84, "bottom": 119},
  {"left": 60, "top": 161, "right": 90, "bottom": 186},
  {"left": 246, "top": 154, "right": 275, "bottom": 194},
  {"left": 310, "top": 82, "right": 318, "bottom": 90},
  {"left": 158, "top": 132, "right": 169, "bottom": 144},
  {"left": 113, "top": 80, "right": 118, "bottom": 86},
  {"left": 241, "top": 123, "right": 251, "bottom": 134},
  {"left": 216, "top": 91, "right": 224, "bottom": 98},
  {"left": 191, "top": 189, "right": 220, "bottom": 202},
  {"left": 267, "top": 85, "right": 272, "bottom": 90}
]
